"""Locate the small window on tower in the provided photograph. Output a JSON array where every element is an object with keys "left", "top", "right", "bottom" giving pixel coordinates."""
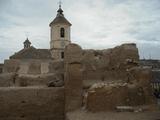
[
  {"left": 60, "top": 28, "right": 65, "bottom": 38},
  {"left": 61, "top": 52, "right": 64, "bottom": 59}
]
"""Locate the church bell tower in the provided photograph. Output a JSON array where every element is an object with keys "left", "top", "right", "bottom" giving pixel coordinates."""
[{"left": 49, "top": 3, "right": 72, "bottom": 59}]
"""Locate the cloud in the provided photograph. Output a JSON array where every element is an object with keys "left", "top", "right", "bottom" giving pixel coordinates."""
[{"left": 0, "top": 0, "right": 160, "bottom": 62}]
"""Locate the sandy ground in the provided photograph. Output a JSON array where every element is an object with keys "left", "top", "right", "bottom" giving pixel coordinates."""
[{"left": 67, "top": 110, "right": 160, "bottom": 120}]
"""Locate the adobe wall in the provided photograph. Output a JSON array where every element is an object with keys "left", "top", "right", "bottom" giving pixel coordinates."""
[
  {"left": 0, "top": 87, "right": 64, "bottom": 120},
  {"left": 0, "top": 43, "right": 155, "bottom": 116},
  {"left": 0, "top": 64, "right": 3, "bottom": 74},
  {"left": 82, "top": 43, "right": 139, "bottom": 87},
  {"left": 64, "top": 43, "right": 155, "bottom": 113}
]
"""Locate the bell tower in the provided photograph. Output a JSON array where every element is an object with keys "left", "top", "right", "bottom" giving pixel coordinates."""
[{"left": 49, "top": 3, "right": 72, "bottom": 59}]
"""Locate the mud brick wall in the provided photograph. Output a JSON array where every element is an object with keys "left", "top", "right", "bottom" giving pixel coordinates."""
[
  {"left": 82, "top": 43, "right": 139, "bottom": 84},
  {"left": 0, "top": 87, "right": 64, "bottom": 120},
  {"left": 0, "top": 64, "right": 3, "bottom": 73}
]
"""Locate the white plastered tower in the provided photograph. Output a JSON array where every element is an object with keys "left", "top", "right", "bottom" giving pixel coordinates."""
[{"left": 49, "top": 4, "right": 72, "bottom": 59}]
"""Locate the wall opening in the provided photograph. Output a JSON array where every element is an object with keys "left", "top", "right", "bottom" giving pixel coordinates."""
[
  {"left": 60, "top": 28, "right": 65, "bottom": 38},
  {"left": 61, "top": 52, "right": 64, "bottom": 59}
]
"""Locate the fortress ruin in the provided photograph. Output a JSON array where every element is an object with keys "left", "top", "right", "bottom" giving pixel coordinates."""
[{"left": 0, "top": 4, "right": 159, "bottom": 120}]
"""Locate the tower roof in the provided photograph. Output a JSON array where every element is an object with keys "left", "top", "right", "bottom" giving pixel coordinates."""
[{"left": 49, "top": 5, "right": 72, "bottom": 26}]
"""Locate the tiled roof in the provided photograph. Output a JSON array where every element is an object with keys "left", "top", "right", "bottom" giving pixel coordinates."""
[
  {"left": 49, "top": 7, "right": 71, "bottom": 26},
  {"left": 50, "top": 16, "right": 71, "bottom": 26},
  {"left": 10, "top": 47, "right": 52, "bottom": 59}
]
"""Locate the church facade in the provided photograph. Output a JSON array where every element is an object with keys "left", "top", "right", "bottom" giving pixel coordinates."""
[{"left": 10, "top": 4, "right": 71, "bottom": 60}]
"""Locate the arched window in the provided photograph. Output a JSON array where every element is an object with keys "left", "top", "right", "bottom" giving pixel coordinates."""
[{"left": 60, "top": 28, "right": 65, "bottom": 37}]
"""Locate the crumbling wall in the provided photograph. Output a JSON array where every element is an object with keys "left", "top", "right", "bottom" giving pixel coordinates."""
[
  {"left": 128, "top": 67, "right": 155, "bottom": 104},
  {"left": 86, "top": 83, "right": 128, "bottom": 111},
  {"left": 0, "top": 43, "right": 155, "bottom": 117},
  {"left": 0, "top": 56, "right": 65, "bottom": 120},
  {"left": 85, "top": 67, "right": 156, "bottom": 112},
  {"left": 0, "top": 64, "right": 4, "bottom": 73},
  {"left": 0, "top": 87, "right": 64, "bottom": 120},
  {"left": 82, "top": 43, "right": 139, "bottom": 86}
]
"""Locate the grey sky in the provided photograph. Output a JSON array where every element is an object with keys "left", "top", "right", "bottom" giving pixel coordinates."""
[{"left": 0, "top": 0, "right": 160, "bottom": 62}]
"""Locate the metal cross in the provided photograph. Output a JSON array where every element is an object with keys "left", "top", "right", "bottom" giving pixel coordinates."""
[{"left": 58, "top": 0, "right": 62, "bottom": 8}]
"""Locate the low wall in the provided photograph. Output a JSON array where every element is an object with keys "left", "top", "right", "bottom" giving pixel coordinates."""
[{"left": 0, "top": 87, "right": 64, "bottom": 120}]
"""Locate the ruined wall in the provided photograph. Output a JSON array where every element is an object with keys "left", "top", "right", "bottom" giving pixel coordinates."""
[
  {"left": 63, "top": 43, "right": 155, "bottom": 113},
  {"left": 0, "top": 56, "right": 65, "bottom": 120},
  {"left": 0, "top": 87, "right": 64, "bottom": 120},
  {"left": 82, "top": 43, "right": 139, "bottom": 87},
  {"left": 85, "top": 67, "right": 156, "bottom": 112},
  {"left": 3, "top": 43, "right": 138, "bottom": 86},
  {"left": 0, "top": 64, "right": 3, "bottom": 73},
  {"left": 0, "top": 43, "right": 155, "bottom": 117}
]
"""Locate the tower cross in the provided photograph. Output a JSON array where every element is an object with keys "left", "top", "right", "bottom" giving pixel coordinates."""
[{"left": 58, "top": 0, "right": 62, "bottom": 8}]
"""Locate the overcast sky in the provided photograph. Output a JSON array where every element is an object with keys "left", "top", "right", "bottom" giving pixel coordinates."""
[{"left": 0, "top": 0, "right": 160, "bottom": 62}]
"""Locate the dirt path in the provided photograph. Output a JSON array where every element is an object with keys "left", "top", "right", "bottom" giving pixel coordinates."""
[{"left": 67, "top": 110, "right": 160, "bottom": 120}]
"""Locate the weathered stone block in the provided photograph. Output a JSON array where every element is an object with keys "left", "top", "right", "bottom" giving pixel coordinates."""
[
  {"left": 64, "top": 44, "right": 82, "bottom": 64},
  {"left": 64, "top": 43, "right": 83, "bottom": 112},
  {"left": 65, "top": 63, "right": 83, "bottom": 112}
]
